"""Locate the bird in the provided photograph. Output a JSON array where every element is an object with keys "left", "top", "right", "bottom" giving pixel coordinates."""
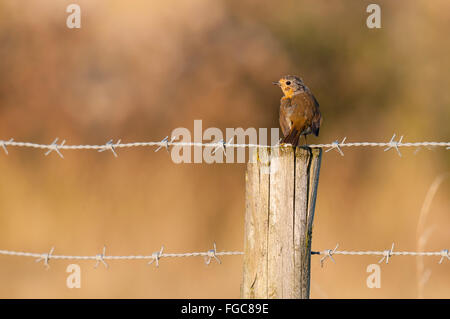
[{"left": 273, "top": 75, "right": 322, "bottom": 147}]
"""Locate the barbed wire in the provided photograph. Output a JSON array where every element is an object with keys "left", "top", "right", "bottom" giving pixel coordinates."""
[
  {"left": 1, "top": 243, "right": 448, "bottom": 269},
  {"left": 0, "top": 134, "right": 449, "bottom": 158},
  {"left": 0, "top": 243, "right": 243, "bottom": 269},
  {"left": 312, "top": 244, "right": 450, "bottom": 267}
]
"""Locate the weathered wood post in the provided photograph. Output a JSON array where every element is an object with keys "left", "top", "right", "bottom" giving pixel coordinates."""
[{"left": 242, "top": 146, "right": 322, "bottom": 299}]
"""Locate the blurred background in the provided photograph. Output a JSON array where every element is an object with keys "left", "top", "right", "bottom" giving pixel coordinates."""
[{"left": 0, "top": 0, "right": 449, "bottom": 298}]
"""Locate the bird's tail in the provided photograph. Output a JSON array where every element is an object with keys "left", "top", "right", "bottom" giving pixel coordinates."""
[{"left": 281, "top": 128, "right": 301, "bottom": 147}]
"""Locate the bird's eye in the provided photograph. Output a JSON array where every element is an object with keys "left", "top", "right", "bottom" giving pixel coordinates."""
[{"left": 286, "top": 81, "right": 291, "bottom": 85}]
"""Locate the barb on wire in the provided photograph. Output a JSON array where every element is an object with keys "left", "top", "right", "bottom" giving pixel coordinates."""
[
  {"left": 148, "top": 246, "right": 164, "bottom": 267},
  {"left": 94, "top": 246, "right": 108, "bottom": 268},
  {"left": 45, "top": 138, "right": 65, "bottom": 158},
  {"left": 155, "top": 136, "right": 176, "bottom": 153},
  {"left": 313, "top": 244, "right": 449, "bottom": 265},
  {"left": 325, "top": 137, "right": 346, "bottom": 156},
  {"left": 212, "top": 138, "right": 233, "bottom": 157},
  {"left": 35, "top": 247, "right": 55, "bottom": 269},
  {"left": 384, "top": 134, "right": 403, "bottom": 157},
  {"left": 212, "top": 139, "right": 225, "bottom": 155},
  {"left": 320, "top": 244, "right": 339, "bottom": 267},
  {"left": 154, "top": 136, "right": 168, "bottom": 153},
  {"left": 439, "top": 249, "right": 450, "bottom": 264},
  {"left": 0, "top": 138, "right": 13, "bottom": 155},
  {"left": 378, "top": 243, "right": 395, "bottom": 264},
  {"left": 205, "top": 242, "right": 221, "bottom": 265},
  {"left": 98, "top": 139, "right": 121, "bottom": 157}
]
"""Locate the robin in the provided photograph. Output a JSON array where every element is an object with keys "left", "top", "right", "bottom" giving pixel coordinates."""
[{"left": 273, "top": 75, "right": 322, "bottom": 147}]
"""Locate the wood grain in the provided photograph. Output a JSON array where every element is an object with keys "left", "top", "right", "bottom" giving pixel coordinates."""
[{"left": 242, "top": 146, "right": 322, "bottom": 299}]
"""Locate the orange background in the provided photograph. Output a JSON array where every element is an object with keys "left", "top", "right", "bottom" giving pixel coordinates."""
[{"left": 0, "top": 0, "right": 449, "bottom": 298}]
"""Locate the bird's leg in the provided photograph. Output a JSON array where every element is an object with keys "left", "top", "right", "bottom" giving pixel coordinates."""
[{"left": 304, "top": 135, "right": 308, "bottom": 146}]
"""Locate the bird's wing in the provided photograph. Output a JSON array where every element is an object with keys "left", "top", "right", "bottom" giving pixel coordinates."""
[
  {"left": 310, "top": 93, "right": 322, "bottom": 136},
  {"left": 280, "top": 97, "right": 302, "bottom": 146},
  {"left": 279, "top": 98, "right": 292, "bottom": 137},
  {"left": 292, "top": 90, "right": 322, "bottom": 137},
  {"left": 312, "top": 93, "right": 319, "bottom": 108},
  {"left": 311, "top": 109, "right": 322, "bottom": 136},
  {"left": 281, "top": 127, "right": 301, "bottom": 147}
]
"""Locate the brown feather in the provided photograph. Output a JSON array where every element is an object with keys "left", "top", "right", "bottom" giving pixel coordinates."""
[{"left": 278, "top": 80, "right": 322, "bottom": 147}]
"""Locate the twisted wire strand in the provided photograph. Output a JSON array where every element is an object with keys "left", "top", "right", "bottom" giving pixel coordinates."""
[
  {"left": 313, "top": 244, "right": 449, "bottom": 266},
  {"left": 1, "top": 138, "right": 449, "bottom": 152},
  {"left": 0, "top": 247, "right": 244, "bottom": 268},
  {"left": 313, "top": 250, "right": 446, "bottom": 256},
  {"left": 0, "top": 250, "right": 243, "bottom": 259},
  {"left": 1, "top": 246, "right": 447, "bottom": 267}
]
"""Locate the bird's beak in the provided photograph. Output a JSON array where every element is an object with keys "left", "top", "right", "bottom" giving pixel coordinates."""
[{"left": 272, "top": 81, "right": 281, "bottom": 87}]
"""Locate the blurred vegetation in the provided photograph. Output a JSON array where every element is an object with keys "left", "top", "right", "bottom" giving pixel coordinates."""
[{"left": 0, "top": 0, "right": 448, "bottom": 298}]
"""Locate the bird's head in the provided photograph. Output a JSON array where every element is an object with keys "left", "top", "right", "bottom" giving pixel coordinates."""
[{"left": 273, "top": 75, "right": 304, "bottom": 98}]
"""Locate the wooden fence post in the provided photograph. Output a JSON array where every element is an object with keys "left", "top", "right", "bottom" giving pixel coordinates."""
[{"left": 242, "top": 146, "right": 322, "bottom": 299}]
